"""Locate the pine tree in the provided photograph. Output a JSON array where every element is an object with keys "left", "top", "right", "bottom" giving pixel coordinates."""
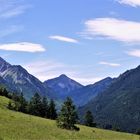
[
  {"left": 48, "top": 99, "right": 57, "bottom": 120},
  {"left": 3, "top": 88, "right": 9, "bottom": 97},
  {"left": 84, "top": 110, "right": 96, "bottom": 127},
  {"left": 7, "top": 100, "right": 13, "bottom": 110},
  {"left": 0, "top": 87, "right": 9, "bottom": 97},
  {"left": 41, "top": 97, "right": 49, "bottom": 118},
  {"left": 12, "top": 93, "right": 20, "bottom": 102},
  {"left": 28, "top": 93, "right": 42, "bottom": 116},
  {"left": 8, "top": 93, "right": 27, "bottom": 112},
  {"left": 18, "top": 93, "right": 27, "bottom": 113},
  {"left": 57, "top": 97, "right": 79, "bottom": 130}
]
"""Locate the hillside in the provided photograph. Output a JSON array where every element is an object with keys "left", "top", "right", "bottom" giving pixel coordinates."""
[
  {"left": 0, "top": 57, "right": 53, "bottom": 99},
  {"left": 79, "top": 65, "right": 140, "bottom": 133},
  {"left": 44, "top": 75, "right": 113, "bottom": 107},
  {"left": 70, "top": 77, "right": 113, "bottom": 106},
  {"left": 0, "top": 96, "right": 139, "bottom": 140}
]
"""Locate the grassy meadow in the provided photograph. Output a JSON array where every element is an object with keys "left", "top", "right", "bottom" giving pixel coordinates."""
[{"left": 0, "top": 96, "right": 139, "bottom": 140}]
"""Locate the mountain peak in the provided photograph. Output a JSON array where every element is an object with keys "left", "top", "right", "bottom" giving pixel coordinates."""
[
  {"left": 44, "top": 74, "right": 83, "bottom": 97},
  {"left": 59, "top": 74, "right": 68, "bottom": 79},
  {"left": 0, "top": 57, "right": 10, "bottom": 65},
  {"left": 0, "top": 57, "right": 11, "bottom": 72}
]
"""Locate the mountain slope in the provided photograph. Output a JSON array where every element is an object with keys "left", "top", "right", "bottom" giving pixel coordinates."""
[
  {"left": 79, "top": 65, "right": 140, "bottom": 132},
  {"left": 70, "top": 77, "right": 113, "bottom": 106},
  {"left": 0, "top": 57, "right": 51, "bottom": 99},
  {"left": 0, "top": 96, "right": 138, "bottom": 140},
  {"left": 44, "top": 74, "right": 83, "bottom": 99},
  {"left": 44, "top": 75, "right": 113, "bottom": 106}
]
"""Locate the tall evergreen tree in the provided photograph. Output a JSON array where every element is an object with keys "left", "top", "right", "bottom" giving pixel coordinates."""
[
  {"left": 41, "top": 97, "right": 49, "bottom": 118},
  {"left": 3, "top": 88, "right": 9, "bottom": 97},
  {"left": 84, "top": 110, "right": 96, "bottom": 127},
  {"left": 0, "top": 87, "right": 9, "bottom": 98},
  {"left": 57, "top": 97, "right": 79, "bottom": 130},
  {"left": 9, "top": 93, "right": 21, "bottom": 111},
  {"left": 18, "top": 93, "right": 27, "bottom": 113},
  {"left": 48, "top": 99, "right": 57, "bottom": 120},
  {"left": 28, "top": 93, "right": 42, "bottom": 116}
]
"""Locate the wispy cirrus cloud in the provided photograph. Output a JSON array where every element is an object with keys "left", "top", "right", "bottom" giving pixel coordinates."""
[
  {"left": 126, "top": 49, "right": 140, "bottom": 57},
  {"left": 0, "top": 42, "right": 46, "bottom": 53},
  {"left": 116, "top": 0, "right": 140, "bottom": 7},
  {"left": 49, "top": 35, "right": 78, "bottom": 43},
  {"left": 83, "top": 18, "right": 140, "bottom": 44},
  {"left": 99, "top": 61, "right": 121, "bottom": 67},
  {"left": 23, "top": 60, "right": 104, "bottom": 85},
  {"left": 0, "top": 5, "right": 30, "bottom": 18},
  {"left": 0, "top": 25, "right": 23, "bottom": 38},
  {"left": 23, "top": 60, "right": 78, "bottom": 82},
  {"left": 0, "top": 0, "right": 31, "bottom": 38},
  {"left": 0, "top": 0, "right": 31, "bottom": 19}
]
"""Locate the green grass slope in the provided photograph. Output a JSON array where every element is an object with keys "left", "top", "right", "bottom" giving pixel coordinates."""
[{"left": 0, "top": 96, "right": 139, "bottom": 140}]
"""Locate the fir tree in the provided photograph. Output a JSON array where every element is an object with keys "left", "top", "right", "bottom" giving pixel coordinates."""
[
  {"left": 84, "top": 110, "right": 96, "bottom": 127},
  {"left": 28, "top": 93, "right": 42, "bottom": 116},
  {"left": 3, "top": 88, "right": 9, "bottom": 97},
  {"left": 48, "top": 99, "right": 57, "bottom": 120},
  {"left": 18, "top": 93, "right": 27, "bottom": 113},
  {"left": 57, "top": 97, "right": 79, "bottom": 130},
  {"left": 41, "top": 97, "right": 49, "bottom": 118},
  {"left": 0, "top": 87, "right": 9, "bottom": 98}
]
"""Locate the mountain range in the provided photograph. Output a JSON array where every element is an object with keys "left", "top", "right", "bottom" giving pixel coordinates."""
[
  {"left": 1, "top": 56, "right": 140, "bottom": 133},
  {"left": 44, "top": 75, "right": 113, "bottom": 106},
  {"left": 0, "top": 57, "right": 112, "bottom": 106},
  {"left": 78, "top": 65, "right": 140, "bottom": 132}
]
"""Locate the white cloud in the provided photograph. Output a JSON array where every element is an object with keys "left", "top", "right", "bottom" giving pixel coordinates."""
[
  {"left": 126, "top": 49, "right": 140, "bottom": 57},
  {"left": 84, "top": 18, "right": 140, "bottom": 43},
  {"left": 0, "top": 0, "right": 30, "bottom": 18},
  {"left": 99, "top": 61, "right": 121, "bottom": 67},
  {"left": 117, "top": 0, "right": 140, "bottom": 7},
  {"left": 0, "top": 42, "right": 46, "bottom": 53},
  {"left": 49, "top": 35, "right": 78, "bottom": 43}
]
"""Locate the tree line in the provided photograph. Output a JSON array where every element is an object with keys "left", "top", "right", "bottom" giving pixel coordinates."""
[
  {"left": 8, "top": 92, "right": 57, "bottom": 120},
  {"left": 0, "top": 87, "right": 96, "bottom": 131}
]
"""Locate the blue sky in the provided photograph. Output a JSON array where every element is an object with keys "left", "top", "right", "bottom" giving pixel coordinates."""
[{"left": 1, "top": 0, "right": 140, "bottom": 85}]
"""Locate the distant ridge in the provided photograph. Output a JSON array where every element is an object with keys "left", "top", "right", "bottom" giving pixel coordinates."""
[{"left": 79, "top": 65, "right": 140, "bottom": 132}]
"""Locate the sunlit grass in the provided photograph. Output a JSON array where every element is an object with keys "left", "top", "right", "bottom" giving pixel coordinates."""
[{"left": 0, "top": 96, "right": 139, "bottom": 140}]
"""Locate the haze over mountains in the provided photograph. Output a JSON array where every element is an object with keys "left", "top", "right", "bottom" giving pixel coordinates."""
[
  {"left": 0, "top": 57, "right": 112, "bottom": 106},
  {"left": 44, "top": 75, "right": 113, "bottom": 106},
  {"left": 1, "top": 56, "right": 140, "bottom": 132},
  {"left": 69, "top": 77, "right": 113, "bottom": 106}
]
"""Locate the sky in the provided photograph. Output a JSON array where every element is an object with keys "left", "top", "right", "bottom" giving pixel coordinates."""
[{"left": 1, "top": 0, "right": 140, "bottom": 85}]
